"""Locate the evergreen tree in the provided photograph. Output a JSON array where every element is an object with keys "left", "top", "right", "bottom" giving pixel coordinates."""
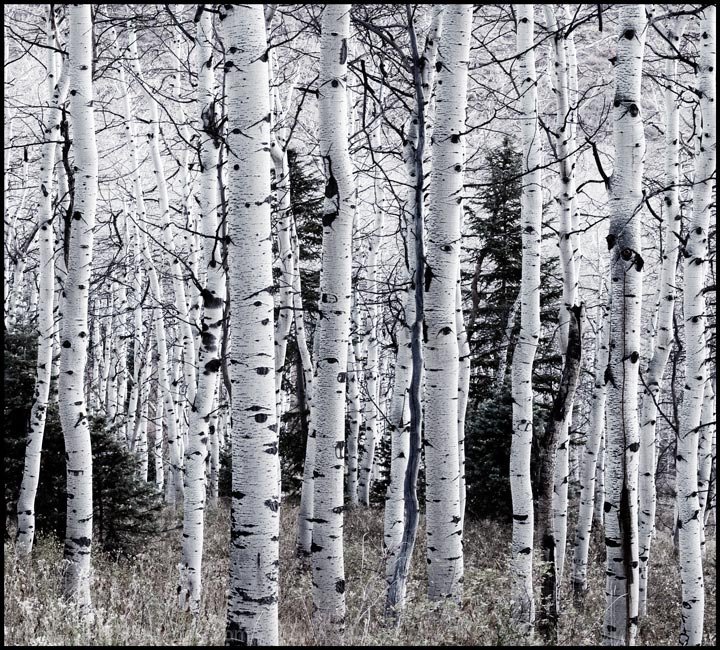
[{"left": 464, "top": 136, "right": 561, "bottom": 400}]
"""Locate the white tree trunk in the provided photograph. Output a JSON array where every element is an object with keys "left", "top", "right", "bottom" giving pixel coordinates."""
[
  {"left": 602, "top": 6, "right": 647, "bottom": 645},
  {"left": 677, "top": 7, "right": 714, "bottom": 645},
  {"left": 346, "top": 340, "right": 361, "bottom": 505},
  {"left": 510, "top": 4, "right": 541, "bottom": 632},
  {"left": 572, "top": 292, "right": 609, "bottom": 594},
  {"left": 221, "top": 5, "right": 279, "bottom": 644},
  {"left": 153, "top": 373, "right": 165, "bottom": 493},
  {"left": 310, "top": 4, "right": 354, "bottom": 625},
  {"left": 295, "top": 219, "right": 318, "bottom": 559},
  {"left": 383, "top": 319, "right": 411, "bottom": 596},
  {"left": 178, "top": 8, "right": 225, "bottom": 614},
  {"left": 16, "top": 9, "right": 68, "bottom": 556},
  {"left": 637, "top": 16, "right": 688, "bottom": 617},
  {"left": 423, "top": 3, "right": 471, "bottom": 603},
  {"left": 697, "top": 379, "right": 715, "bottom": 554},
  {"left": 544, "top": 5, "right": 580, "bottom": 586},
  {"left": 128, "top": 22, "right": 195, "bottom": 440},
  {"left": 58, "top": 4, "right": 97, "bottom": 610},
  {"left": 456, "top": 256, "right": 470, "bottom": 527}
]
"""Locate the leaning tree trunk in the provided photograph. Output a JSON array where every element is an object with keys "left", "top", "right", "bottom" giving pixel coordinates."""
[
  {"left": 637, "top": 15, "right": 688, "bottom": 618},
  {"left": 16, "top": 9, "right": 68, "bottom": 556},
  {"left": 509, "top": 4, "right": 541, "bottom": 634},
  {"left": 385, "top": 7, "right": 444, "bottom": 619},
  {"left": 309, "top": 4, "right": 354, "bottom": 626},
  {"left": 677, "top": 6, "right": 714, "bottom": 645},
  {"left": 58, "top": 4, "right": 97, "bottom": 610},
  {"left": 178, "top": 8, "right": 225, "bottom": 615},
  {"left": 423, "top": 3, "right": 471, "bottom": 604},
  {"left": 221, "top": 5, "right": 279, "bottom": 645},
  {"left": 536, "top": 305, "right": 584, "bottom": 643},
  {"left": 602, "top": 6, "right": 647, "bottom": 645}
]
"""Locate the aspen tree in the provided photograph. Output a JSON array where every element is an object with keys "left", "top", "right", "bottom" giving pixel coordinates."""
[
  {"left": 16, "top": 7, "right": 69, "bottom": 556},
  {"left": 178, "top": 7, "right": 225, "bottom": 614},
  {"left": 59, "top": 3, "right": 97, "bottom": 609},
  {"left": 221, "top": 4, "right": 279, "bottom": 644},
  {"left": 602, "top": 6, "right": 647, "bottom": 645},
  {"left": 423, "top": 2, "right": 471, "bottom": 603},
  {"left": 544, "top": 5, "right": 580, "bottom": 585},
  {"left": 677, "top": 6, "right": 714, "bottom": 645},
  {"left": 310, "top": 3, "right": 354, "bottom": 625},
  {"left": 510, "top": 4, "right": 541, "bottom": 632},
  {"left": 385, "top": 9, "right": 444, "bottom": 613},
  {"left": 572, "top": 280, "right": 609, "bottom": 596},
  {"left": 637, "top": 15, "right": 688, "bottom": 617}
]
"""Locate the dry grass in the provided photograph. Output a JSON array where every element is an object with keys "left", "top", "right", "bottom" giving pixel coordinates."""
[{"left": 3, "top": 502, "right": 716, "bottom": 645}]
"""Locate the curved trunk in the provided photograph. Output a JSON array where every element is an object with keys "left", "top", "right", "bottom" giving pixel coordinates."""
[
  {"left": 697, "top": 379, "right": 715, "bottom": 554},
  {"left": 383, "top": 320, "right": 411, "bottom": 596},
  {"left": 456, "top": 264, "right": 470, "bottom": 527},
  {"left": 602, "top": 7, "right": 647, "bottom": 645},
  {"left": 537, "top": 305, "right": 584, "bottom": 643},
  {"left": 59, "top": 4, "right": 97, "bottom": 610},
  {"left": 221, "top": 5, "right": 279, "bottom": 645},
  {"left": 510, "top": 4, "right": 541, "bottom": 633}
]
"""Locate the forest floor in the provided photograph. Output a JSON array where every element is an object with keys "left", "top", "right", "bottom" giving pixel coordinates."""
[{"left": 3, "top": 501, "right": 716, "bottom": 646}]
